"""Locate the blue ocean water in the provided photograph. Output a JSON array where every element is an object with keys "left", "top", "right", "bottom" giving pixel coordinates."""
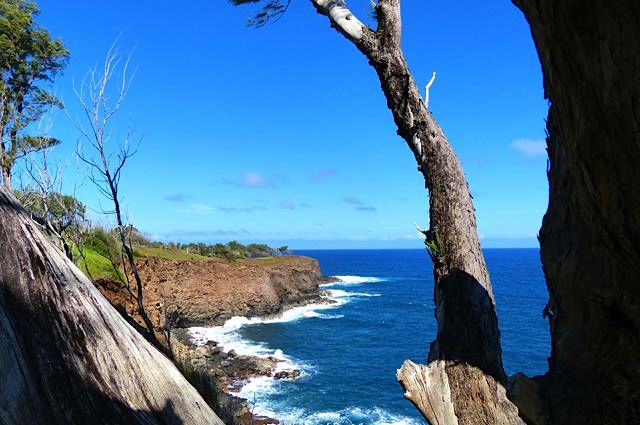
[{"left": 194, "top": 249, "right": 550, "bottom": 424}]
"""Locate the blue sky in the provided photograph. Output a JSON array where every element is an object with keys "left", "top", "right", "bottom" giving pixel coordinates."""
[{"left": 26, "top": 0, "right": 548, "bottom": 249}]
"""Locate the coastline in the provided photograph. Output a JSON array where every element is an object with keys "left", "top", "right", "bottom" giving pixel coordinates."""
[
  {"left": 180, "top": 275, "right": 389, "bottom": 424},
  {"left": 182, "top": 288, "right": 343, "bottom": 424}
]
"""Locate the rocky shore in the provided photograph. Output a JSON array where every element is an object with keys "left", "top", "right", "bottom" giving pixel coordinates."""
[{"left": 95, "top": 254, "right": 334, "bottom": 424}]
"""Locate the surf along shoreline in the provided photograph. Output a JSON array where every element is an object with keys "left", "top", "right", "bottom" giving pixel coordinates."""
[{"left": 183, "top": 274, "right": 390, "bottom": 424}]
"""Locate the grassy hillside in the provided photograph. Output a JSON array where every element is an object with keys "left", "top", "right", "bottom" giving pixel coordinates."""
[{"left": 74, "top": 245, "right": 207, "bottom": 281}]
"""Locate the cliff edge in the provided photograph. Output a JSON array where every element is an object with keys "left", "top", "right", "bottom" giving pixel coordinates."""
[{"left": 96, "top": 254, "right": 329, "bottom": 334}]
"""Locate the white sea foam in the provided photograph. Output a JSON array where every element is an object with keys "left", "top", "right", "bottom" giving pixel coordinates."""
[
  {"left": 328, "top": 289, "right": 381, "bottom": 298},
  {"left": 255, "top": 405, "right": 422, "bottom": 425},
  {"left": 188, "top": 279, "right": 395, "bottom": 424},
  {"left": 321, "top": 275, "right": 385, "bottom": 287},
  {"left": 188, "top": 296, "right": 348, "bottom": 383}
]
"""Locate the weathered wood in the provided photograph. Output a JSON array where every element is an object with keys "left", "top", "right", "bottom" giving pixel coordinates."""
[
  {"left": 0, "top": 186, "right": 223, "bottom": 425},
  {"left": 512, "top": 1, "right": 640, "bottom": 423},
  {"left": 398, "top": 361, "right": 524, "bottom": 425}
]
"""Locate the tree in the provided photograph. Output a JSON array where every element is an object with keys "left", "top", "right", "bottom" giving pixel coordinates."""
[
  {"left": 0, "top": 186, "right": 224, "bottom": 424},
  {"left": 74, "top": 42, "right": 162, "bottom": 350},
  {"left": 15, "top": 127, "right": 86, "bottom": 261},
  {"left": 508, "top": 1, "right": 640, "bottom": 424},
  {"left": 0, "top": 0, "right": 68, "bottom": 191},
  {"left": 232, "top": 1, "right": 519, "bottom": 422},
  {"left": 15, "top": 188, "right": 85, "bottom": 259},
  {"left": 232, "top": 1, "right": 640, "bottom": 424}
]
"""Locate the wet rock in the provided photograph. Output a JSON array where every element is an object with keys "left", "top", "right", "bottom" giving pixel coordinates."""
[{"left": 274, "top": 370, "right": 301, "bottom": 380}]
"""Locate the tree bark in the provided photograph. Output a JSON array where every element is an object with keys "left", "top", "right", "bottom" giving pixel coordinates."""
[
  {"left": 2, "top": 165, "right": 10, "bottom": 191},
  {"left": 309, "top": 1, "right": 522, "bottom": 423},
  {"left": 0, "top": 186, "right": 224, "bottom": 425},
  {"left": 512, "top": 1, "right": 640, "bottom": 424}
]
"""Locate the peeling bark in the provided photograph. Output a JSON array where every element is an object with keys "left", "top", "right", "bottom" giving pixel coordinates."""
[
  {"left": 513, "top": 1, "right": 640, "bottom": 423},
  {"left": 310, "top": 0, "right": 521, "bottom": 423},
  {"left": 0, "top": 186, "right": 223, "bottom": 424}
]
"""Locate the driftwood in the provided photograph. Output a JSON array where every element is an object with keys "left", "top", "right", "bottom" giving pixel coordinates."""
[{"left": 0, "top": 186, "right": 223, "bottom": 424}]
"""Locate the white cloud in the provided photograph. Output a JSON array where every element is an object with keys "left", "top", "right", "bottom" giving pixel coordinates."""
[
  {"left": 342, "top": 196, "right": 364, "bottom": 205},
  {"left": 177, "top": 203, "right": 216, "bottom": 214},
  {"left": 510, "top": 139, "right": 547, "bottom": 158},
  {"left": 311, "top": 168, "right": 336, "bottom": 181},
  {"left": 280, "top": 200, "right": 295, "bottom": 210},
  {"left": 222, "top": 172, "right": 279, "bottom": 188}
]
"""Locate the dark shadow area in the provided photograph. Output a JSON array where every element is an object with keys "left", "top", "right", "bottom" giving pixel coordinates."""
[
  {"left": 0, "top": 288, "right": 185, "bottom": 425},
  {"left": 427, "top": 268, "right": 506, "bottom": 384},
  {"left": 0, "top": 189, "right": 216, "bottom": 425}
]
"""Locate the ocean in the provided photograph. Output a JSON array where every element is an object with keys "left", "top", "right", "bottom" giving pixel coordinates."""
[{"left": 190, "top": 248, "right": 550, "bottom": 424}]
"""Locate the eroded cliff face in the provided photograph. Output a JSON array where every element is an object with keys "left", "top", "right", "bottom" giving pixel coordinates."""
[
  {"left": 95, "top": 254, "right": 328, "bottom": 425},
  {"left": 96, "top": 255, "right": 328, "bottom": 335}
]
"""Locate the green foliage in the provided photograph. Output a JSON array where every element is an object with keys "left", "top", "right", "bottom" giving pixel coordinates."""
[
  {"left": 84, "top": 226, "right": 122, "bottom": 267},
  {"left": 145, "top": 239, "right": 287, "bottom": 261},
  {"left": 133, "top": 246, "right": 205, "bottom": 261},
  {"left": 229, "top": 0, "right": 291, "bottom": 27},
  {"left": 70, "top": 226, "right": 293, "bottom": 281},
  {"left": 425, "top": 238, "right": 445, "bottom": 260},
  {"left": 73, "top": 244, "right": 123, "bottom": 281},
  {"left": 15, "top": 189, "right": 85, "bottom": 233},
  {"left": 0, "top": 0, "right": 69, "bottom": 181}
]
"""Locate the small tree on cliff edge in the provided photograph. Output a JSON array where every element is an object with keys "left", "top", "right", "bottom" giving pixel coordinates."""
[
  {"left": 0, "top": 0, "right": 68, "bottom": 190},
  {"left": 73, "top": 41, "right": 162, "bottom": 351},
  {"left": 230, "top": 1, "right": 518, "bottom": 422}
]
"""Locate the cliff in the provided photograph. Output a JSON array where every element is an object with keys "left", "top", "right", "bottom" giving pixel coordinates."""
[
  {"left": 96, "top": 254, "right": 328, "bottom": 332},
  {"left": 94, "top": 253, "right": 329, "bottom": 425}
]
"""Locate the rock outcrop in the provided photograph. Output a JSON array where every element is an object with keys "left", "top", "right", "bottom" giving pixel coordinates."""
[
  {"left": 97, "top": 255, "right": 328, "bottom": 331},
  {"left": 95, "top": 253, "right": 330, "bottom": 424}
]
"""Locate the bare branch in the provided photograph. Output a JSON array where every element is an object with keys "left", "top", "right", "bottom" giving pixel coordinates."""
[
  {"left": 425, "top": 72, "right": 436, "bottom": 109},
  {"left": 72, "top": 38, "right": 161, "bottom": 349},
  {"left": 310, "top": 0, "right": 369, "bottom": 43}
]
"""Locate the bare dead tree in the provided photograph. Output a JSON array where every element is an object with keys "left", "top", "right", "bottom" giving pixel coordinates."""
[{"left": 73, "top": 41, "right": 161, "bottom": 350}]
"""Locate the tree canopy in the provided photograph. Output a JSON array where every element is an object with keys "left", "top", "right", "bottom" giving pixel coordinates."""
[{"left": 0, "top": 0, "right": 68, "bottom": 190}]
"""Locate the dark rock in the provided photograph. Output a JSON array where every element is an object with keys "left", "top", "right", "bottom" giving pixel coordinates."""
[{"left": 274, "top": 370, "right": 301, "bottom": 380}]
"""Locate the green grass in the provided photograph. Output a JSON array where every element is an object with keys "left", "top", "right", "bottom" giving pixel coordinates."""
[
  {"left": 73, "top": 246, "right": 123, "bottom": 281},
  {"left": 73, "top": 244, "right": 295, "bottom": 281},
  {"left": 73, "top": 245, "right": 208, "bottom": 281},
  {"left": 133, "top": 246, "right": 206, "bottom": 260}
]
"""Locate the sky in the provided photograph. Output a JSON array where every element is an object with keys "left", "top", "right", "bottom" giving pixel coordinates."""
[{"left": 24, "top": 0, "right": 549, "bottom": 249}]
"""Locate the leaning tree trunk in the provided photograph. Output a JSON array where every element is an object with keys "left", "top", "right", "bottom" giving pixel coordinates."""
[
  {"left": 0, "top": 186, "right": 224, "bottom": 425},
  {"left": 512, "top": 1, "right": 640, "bottom": 424},
  {"left": 309, "top": 1, "right": 522, "bottom": 423}
]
